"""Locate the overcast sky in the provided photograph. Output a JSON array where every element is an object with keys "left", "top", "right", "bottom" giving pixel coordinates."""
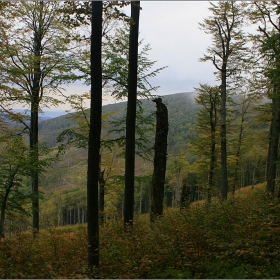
[
  {"left": 62, "top": 1, "right": 216, "bottom": 109},
  {"left": 137, "top": 1, "right": 216, "bottom": 95}
]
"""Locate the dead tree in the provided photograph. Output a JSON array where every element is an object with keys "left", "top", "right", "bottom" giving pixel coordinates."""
[{"left": 150, "top": 98, "right": 168, "bottom": 222}]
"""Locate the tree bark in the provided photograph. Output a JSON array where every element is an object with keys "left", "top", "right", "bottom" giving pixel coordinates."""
[
  {"left": 30, "top": 1, "right": 43, "bottom": 233},
  {"left": 30, "top": 100, "right": 39, "bottom": 233},
  {"left": 87, "top": 1, "right": 102, "bottom": 268},
  {"left": 232, "top": 101, "right": 248, "bottom": 195},
  {"left": 0, "top": 172, "right": 16, "bottom": 238},
  {"left": 123, "top": 1, "right": 140, "bottom": 227},
  {"left": 266, "top": 91, "right": 280, "bottom": 195},
  {"left": 220, "top": 68, "right": 229, "bottom": 200},
  {"left": 180, "top": 183, "right": 191, "bottom": 210},
  {"left": 98, "top": 164, "right": 105, "bottom": 225},
  {"left": 0, "top": 188, "right": 11, "bottom": 239},
  {"left": 150, "top": 98, "right": 168, "bottom": 222},
  {"left": 208, "top": 88, "right": 218, "bottom": 204}
]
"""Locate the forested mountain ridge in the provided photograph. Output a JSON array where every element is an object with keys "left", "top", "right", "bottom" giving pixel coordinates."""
[
  {"left": 39, "top": 92, "right": 199, "bottom": 154},
  {"left": 38, "top": 90, "right": 270, "bottom": 199}
]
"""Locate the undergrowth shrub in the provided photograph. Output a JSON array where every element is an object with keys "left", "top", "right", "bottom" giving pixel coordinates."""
[{"left": 0, "top": 186, "right": 280, "bottom": 278}]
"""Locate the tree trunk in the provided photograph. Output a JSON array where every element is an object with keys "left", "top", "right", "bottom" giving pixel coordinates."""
[
  {"left": 252, "top": 164, "right": 256, "bottom": 190},
  {"left": 174, "top": 170, "right": 181, "bottom": 206},
  {"left": 220, "top": 68, "right": 229, "bottom": 200},
  {"left": 266, "top": 91, "right": 280, "bottom": 195},
  {"left": 208, "top": 132, "right": 215, "bottom": 204},
  {"left": 87, "top": 1, "right": 102, "bottom": 268},
  {"left": 57, "top": 202, "right": 61, "bottom": 226},
  {"left": 30, "top": 1, "right": 43, "bottom": 233},
  {"left": 30, "top": 103, "right": 39, "bottom": 233},
  {"left": 232, "top": 102, "right": 248, "bottom": 195},
  {"left": 180, "top": 183, "right": 191, "bottom": 210},
  {"left": 208, "top": 90, "right": 218, "bottom": 204},
  {"left": 165, "top": 185, "right": 173, "bottom": 207},
  {"left": 98, "top": 165, "right": 105, "bottom": 225},
  {"left": 139, "top": 181, "right": 142, "bottom": 214},
  {"left": 150, "top": 98, "right": 168, "bottom": 222},
  {"left": 0, "top": 186, "right": 11, "bottom": 238},
  {"left": 123, "top": 1, "right": 140, "bottom": 227},
  {"left": 78, "top": 206, "right": 80, "bottom": 224},
  {"left": 1, "top": 169, "right": 19, "bottom": 238}
]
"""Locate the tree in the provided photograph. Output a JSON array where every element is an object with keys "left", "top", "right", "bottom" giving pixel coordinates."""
[
  {"left": 230, "top": 92, "right": 253, "bottom": 195},
  {"left": 194, "top": 84, "right": 220, "bottom": 204},
  {"left": 0, "top": 129, "right": 53, "bottom": 238},
  {"left": 150, "top": 98, "right": 168, "bottom": 222},
  {"left": 0, "top": 1, "right": 77, "bottom": 232},
  {"left": 123, "top": 1, "right": 140, "bottom": 227},
  {"left": 0, "top": 133, "right": 28, "bottom": 238},
  {"left": 247, "top": 2, "right": 280, "bottom": 195},
  {"left": 166, "top": 150, "right": 189, "bottom": 207},
  {"left": 87, "top": 1, "right": 102, "bottom": 268},
  {"left": 199, "top": 1, "right": 247, "bottom": 199}
]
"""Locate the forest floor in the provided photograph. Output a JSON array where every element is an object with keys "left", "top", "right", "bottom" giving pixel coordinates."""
[{"left": 1, "top": 183, "right": 280, "bottom": 279}]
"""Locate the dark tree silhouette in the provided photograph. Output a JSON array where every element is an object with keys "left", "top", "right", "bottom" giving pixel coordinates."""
[
  {"left": 123, "top": 1, "right": 140, "bottom": 227},
  {"left": 87, "top": 1, "right": 102, "bottom": 268},
  {"left": 150, "top": 98, "right": 168, "bottom": 222},
  {"left": 180, "top": 183, "right": 191, "bottom": 210}
]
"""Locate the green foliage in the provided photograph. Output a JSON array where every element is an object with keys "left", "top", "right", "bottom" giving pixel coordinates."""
[
  {"left": 0, "top": 130, "right": 55, "bottom": 235},
  {"left": 0, "top": 1, "right": 78, "bottom": 108},
  {"left": 199, "top": 1, "right": 248, "bottom": 77},
  {"left": 100, "top": 26, "right": 167, "bottom": 100},
  {"left": 109, "top": 101, "right": 155, "bottom": 161}
]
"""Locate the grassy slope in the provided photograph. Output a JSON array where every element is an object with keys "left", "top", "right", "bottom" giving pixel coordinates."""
[{"left": 1, "top": 183, "right": 280, "bottom": 279}]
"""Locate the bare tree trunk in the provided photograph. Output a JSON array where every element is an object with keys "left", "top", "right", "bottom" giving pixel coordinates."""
[
  {"left": 98, "top": 165, "right": 105, "bottom": 225},
  {"left": 150, "top": 98, "right": 168, "bottom": 222},
  {"left": 87, "top": 1, "right": 102, "bottom": 268},
  {"left": 232, "top": 101, "right": 248, "bottom": 195},
  {"left": 139, "top": 181, "right": 142, "bottom": 214},
  {"left": 1, "top": 168, "right": 18, "bottom": 238},
  {"left": 208, "top": 89, "right": 218, "bottom": 204},
  {"left": 220, "top": 69, "right": 229, "bottom": 200},
  {"left": 0, "top": 188, "right": 10, "bottom": 238},
  {"left": 180, "top": 183, "right": 191, "bottom": 210},
  {"left": 30, "top": 2, "right": 42, "bottom": 233},
  {"left": 252, "top": 164, "right": 256, "bottom": 190},
  {"left": 123, "top": 1, "right": 140, "bottom": 227},
  {"left": 174, "top": 171, "right": 181, "bottom": 206},
  {"left": 266, "top": 91, "right": 280, "bottom": 195},
  {"left": 78, "top": 206, "right": 80, "bottom": 224}
]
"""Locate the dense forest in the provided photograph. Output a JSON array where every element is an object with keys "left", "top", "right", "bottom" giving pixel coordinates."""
[
  {"left": 1, "top": 1, "right": 280, "bottom": 278},
  {"left": 38, "top": 92, "right": 199, "bottom": 225},
  {"left": 35, "top": 91, "right": 269, "bottom": 228}
]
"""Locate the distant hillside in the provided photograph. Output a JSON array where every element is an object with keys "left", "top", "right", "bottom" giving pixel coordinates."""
[
  {"left": 13, "top": 109, "right": 68, "bottom": 121},
  {"left": 39, "top": 92, "right": 200, "bottom": 154}
]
